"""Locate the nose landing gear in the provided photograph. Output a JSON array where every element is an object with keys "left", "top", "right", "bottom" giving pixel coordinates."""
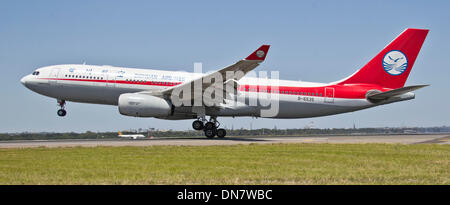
[
  {"left": 57, "top": 99, "right": 67, "bottom": 117},
  {"left": 191, "top": 116, "right": 227, "bottom": 138}
]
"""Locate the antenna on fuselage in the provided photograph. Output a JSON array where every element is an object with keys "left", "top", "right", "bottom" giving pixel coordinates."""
[{"left": 82, "top": 60, "right": 86, "bottom": 65}]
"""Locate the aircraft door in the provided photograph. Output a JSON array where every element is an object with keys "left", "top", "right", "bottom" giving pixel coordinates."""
[
  {"left": 324, "top": 87, "right": 334, "bottom": 103},
  {"left": 48, "top": 68, "right": 60, "bottom": 85},
  {"left": 106, "top": 74, "right": 116, "bottom": 88}
]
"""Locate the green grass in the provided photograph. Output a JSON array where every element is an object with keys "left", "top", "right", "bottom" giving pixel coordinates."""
[{"left": 0, "top": 143, "right": 448, "bottom": 184}]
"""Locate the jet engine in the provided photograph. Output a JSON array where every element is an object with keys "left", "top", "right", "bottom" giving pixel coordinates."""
[{"left": 118, "top": 93, "right": 173, "bottom": 117}]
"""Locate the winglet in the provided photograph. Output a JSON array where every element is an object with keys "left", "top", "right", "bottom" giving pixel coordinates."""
[{"left": 245, "top": 45, "right": 270, "bottom": 61}]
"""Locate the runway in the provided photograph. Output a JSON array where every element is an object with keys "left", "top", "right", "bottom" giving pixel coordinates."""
[{"left": 0, "top": 134, "right": 449, "bottom": 148}]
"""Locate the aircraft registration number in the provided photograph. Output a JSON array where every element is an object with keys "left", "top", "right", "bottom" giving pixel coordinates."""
[{"left": 298, "top": 96, "right": 314, "bottom": 102}]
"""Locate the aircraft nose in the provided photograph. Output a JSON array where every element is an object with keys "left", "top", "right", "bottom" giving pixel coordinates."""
[
  {"left": 20, "top": 76, "right": 27, "bottom": 85},
  {"left": 20, "top": 75, "right": 29, "bottom": 86}
]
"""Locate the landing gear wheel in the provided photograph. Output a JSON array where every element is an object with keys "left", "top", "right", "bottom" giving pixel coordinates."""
[
  {"left": 57, "top": 109, "right": 66, "bottom": 117},
  {"left": 217, "top": 129, "right": 226, "bottom": 138},
  {"left": 192, "top": 120, "right": 204, "bottom": 130},
  {"left": 204, "top": 129, "right": 216, "bottom": 139},
  {"left": 57, "top": 99, "right": 67, "bottom": 117},
  {"left": 204, "top": 122, "right": 216, "bottom": 130}
]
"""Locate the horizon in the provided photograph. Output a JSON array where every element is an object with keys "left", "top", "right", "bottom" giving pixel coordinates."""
[{"left": 3, "top": 125, "right": 450, "bottom": 134}]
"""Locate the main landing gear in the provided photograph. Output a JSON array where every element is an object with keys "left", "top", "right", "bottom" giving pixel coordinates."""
[
  {"left": 57, "top": 99, "right": 67, "bottom": 117},
  {"left": 192, "top": 116, "right": 227, "bottom": 139}
]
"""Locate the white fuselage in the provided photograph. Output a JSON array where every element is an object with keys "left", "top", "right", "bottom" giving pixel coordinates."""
[
  {"left": 118, "top": 134, "right": 146, "bottom": 139},
  {"left": 21, "top": 64, "right": 414, "bottom": 120}
]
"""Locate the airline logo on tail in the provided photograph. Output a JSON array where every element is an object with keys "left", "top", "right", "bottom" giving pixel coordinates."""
[
  {"left": 382, "top": 50, "right": 408, "bottom": 75},
  {"left": 256, "top": 50, "right": 266, "bottom": 58}
]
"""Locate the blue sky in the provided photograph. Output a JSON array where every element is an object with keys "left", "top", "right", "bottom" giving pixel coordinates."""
[{"left": 1, "top": 0, "right": 449, "bottom": 132}]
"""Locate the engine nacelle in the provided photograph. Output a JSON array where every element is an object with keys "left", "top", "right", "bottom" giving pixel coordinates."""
[{"left": 118, "top": 93, "right": 172, "bottom": 117}]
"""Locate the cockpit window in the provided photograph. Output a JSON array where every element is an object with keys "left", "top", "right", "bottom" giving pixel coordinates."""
[{"left": 32, "top": 71, "right": 40, "bottom": 75}]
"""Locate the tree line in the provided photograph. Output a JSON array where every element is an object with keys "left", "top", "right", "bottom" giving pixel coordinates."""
[{"left": 1, "top": 126, "right": 449, "bottom": 141}]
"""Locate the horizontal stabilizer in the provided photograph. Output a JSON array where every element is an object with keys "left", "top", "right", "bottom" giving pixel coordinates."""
[{"left": 367, "top": 85, "right": 429, "bottom": 100}]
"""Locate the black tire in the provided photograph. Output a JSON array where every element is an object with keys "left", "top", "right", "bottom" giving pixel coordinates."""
[
  {"left": 217, "top": 129, "right": 226, "bottom": 138},
  {"left": 204, "top": 129, "right": 216, "bottom": 138},
  {"left": 57, "top": 109, "right": 66, "bottom": 117},
  {"left": 192, "top": 120, "right": 204, "bottom": 130},
  {"left": 204, "top": 122, "right": 216, "bottom": 130}
]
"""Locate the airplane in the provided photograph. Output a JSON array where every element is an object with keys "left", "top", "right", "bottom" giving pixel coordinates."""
[
  {"left": 117, "top": 131, "right": 146, "bottom": 140},
  {"left": 21, "top": 28, "right": 429, "bottom": 139}
]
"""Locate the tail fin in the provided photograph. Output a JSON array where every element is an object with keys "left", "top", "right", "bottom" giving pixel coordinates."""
[{"left": 337, "top": 28, "right": 428, "bottom": 89}]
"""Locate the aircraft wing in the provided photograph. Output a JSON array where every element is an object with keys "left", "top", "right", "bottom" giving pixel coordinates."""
[
  {"left": 367, "top": 85, "right": 429, "bottom": 100},
  {"left": 159, "top": 45, "right": 270, "bottom": 103}
]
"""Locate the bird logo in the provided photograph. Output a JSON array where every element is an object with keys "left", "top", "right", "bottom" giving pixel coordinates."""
[
  {"left": 382, "top": 50, "right": 408, "bottom": 75},
  {"left": 256, "top": 50, "right": 265, "bottom": 58}
]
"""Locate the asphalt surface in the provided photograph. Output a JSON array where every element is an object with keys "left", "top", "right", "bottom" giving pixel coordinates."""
[{"left": 0, "top": 134, "right": 449, "bottom": 148}]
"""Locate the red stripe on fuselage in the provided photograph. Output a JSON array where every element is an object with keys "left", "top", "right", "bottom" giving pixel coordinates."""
[{"left": 40, "top": 78, "right": 390, "bottom": 99}]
